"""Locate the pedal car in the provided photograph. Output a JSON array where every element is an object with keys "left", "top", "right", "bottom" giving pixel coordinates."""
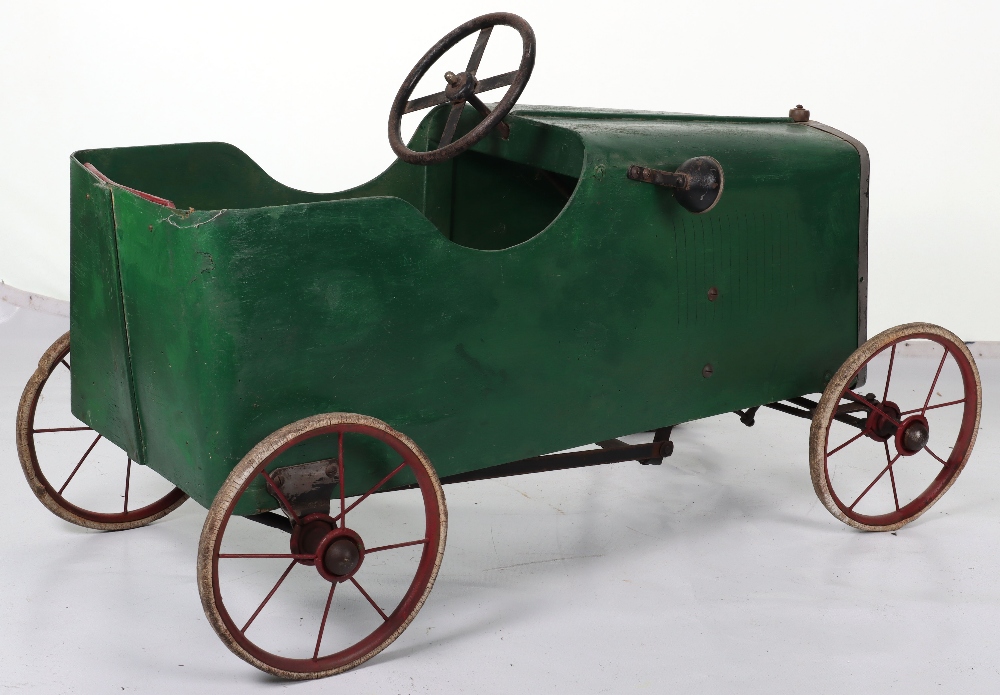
[{"left": 16, "top": 12, "right": 981, "bottom": 679}]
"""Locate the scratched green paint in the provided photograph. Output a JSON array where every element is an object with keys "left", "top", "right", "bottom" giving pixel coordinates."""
[{"left": 70, "top": 105, "right": 861, "bottom": 513}]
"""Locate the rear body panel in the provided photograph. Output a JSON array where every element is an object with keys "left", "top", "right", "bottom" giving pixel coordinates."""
[{"left": 69, "top": 161, "right": 142, "bottom": 460}]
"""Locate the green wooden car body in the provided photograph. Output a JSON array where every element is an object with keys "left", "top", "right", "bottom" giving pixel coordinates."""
[{"left": 69, "top": 104, "right": 865, "bottom": 514}]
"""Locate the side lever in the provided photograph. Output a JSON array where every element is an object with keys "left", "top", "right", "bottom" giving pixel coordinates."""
[{"left": 627, "top": 156, "right": 724, "bottom": 213}]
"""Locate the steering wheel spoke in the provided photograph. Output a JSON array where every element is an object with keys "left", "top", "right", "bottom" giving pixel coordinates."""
[
  {"left": 466, "top": 27, "right": 493, "bottom": 76},
  {"left": 438, "top": 101, "right": 466, "bottom": 147},
  {"left": 474, "top": 70, "right": 518, "bottom": 93},
  {"left": 388, "top": 12, "right": 535, "bottom": 165},
  {"left": 404, "top": 90, "right": 450, "bottom": 114}
]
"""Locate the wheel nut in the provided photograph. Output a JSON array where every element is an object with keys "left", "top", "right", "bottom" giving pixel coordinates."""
[
  {"left": 707, "top": 287, "right": 718, "bottom": 301},
  {"left": 902, "top": 421, "right": 930, "bottom": 453},
  {"left": 702, "top": 364, "right": 714, "bottom": 378},
  {"left": 324, "top": 538, "right": 360, "bottom": 577}
]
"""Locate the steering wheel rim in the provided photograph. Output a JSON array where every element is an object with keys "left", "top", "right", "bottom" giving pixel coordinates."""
[{"left": 388, "top": 12, "right": 535, "bottom": 166}]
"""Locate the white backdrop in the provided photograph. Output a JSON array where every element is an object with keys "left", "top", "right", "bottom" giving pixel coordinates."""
[{"left": 1, "top": 0, "right": 997, "bottom": 338}]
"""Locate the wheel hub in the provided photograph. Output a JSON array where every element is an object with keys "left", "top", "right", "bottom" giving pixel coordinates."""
[
  {"left": 897, "top": 416, "right": 930, "bottom": 456},
  {"left": 324, "top": 539, "right": 361, "bottom": 576},
  {"left": 315, "top": 528, "right": 366, "bottom": 582},
  {"left": 289, "top": 514, "right": 337, "bottom": 566},
  {"left": 864, "top": 400, "right": 902, "bottom": 442},
  {"left": 444, "top": 71, "right": 478, "bottom": 102}
]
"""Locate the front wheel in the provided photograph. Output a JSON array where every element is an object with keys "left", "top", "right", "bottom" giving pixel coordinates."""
[
  {"left": 197, "top": 413, "right": 447, "bottom": 679},
  {"left": 810, "top": 323, "right": 981, "bottom": 532}
]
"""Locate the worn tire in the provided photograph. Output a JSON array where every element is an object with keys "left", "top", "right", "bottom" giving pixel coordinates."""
[
  {"left": 809, "top": 322, "right": 981, "bottom": 532},
  {"left": 16, "top": 331, "right": 187, "bottom": 531},
  {"left": 197, "top": 412, "right": 447, "bottom": 679}
]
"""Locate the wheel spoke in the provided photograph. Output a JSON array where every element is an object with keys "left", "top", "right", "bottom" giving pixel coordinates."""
[
  {"left": 57, "top": 434, "right": 102, "bottom": 495},
  {"left": 921, "top": 351, "right": 949, "bottom": 415},
  {"left": 849, "top": 456, "right": 898, "bottom": 511},
  {"left": 924, "top": 446, "right": 949, "bottom": 466},
  {"left": 475, "top": 70, "right": 517, "bottom": 93},
  {"left": 260, "top": 469, "right": 301, "bottom": 525},
  {"left": 885, "top": 442, "right": 900, "bottom": 511},
  {"left": 218, "top": 553, "right": 315, "bottom": 560},
  {"left": 33, "top": 426, "right": 93, "bottom": 433},
  {"left": 124, "top": 457, "right": 132, "bottom": 513},
  {"left": 465, "top": 26, "right": 493, "bottom": 76},
  {"left": 846, "top": 390, "right": 900, "bottom": 426},
  {"left": 350, "top": 577, "right": 389, "bottom": 621},
  {"left": 438, "top": 101, "right": 465, "bottom": 147},
  {"left": 59, "top": 358, "right": 71, "bottom": 372},
  {"left": 366, "top": 538, "right": 428, "bottom": 554},
  {"left": 827, "top": 429, "right": 866, "bottom": 457},
  {"left": 901, "top": 398, "right": 965, "bottom": 416},
  {"left": 241, "top": 560, "right": 297, "bottom": 634},
  {"left": 338, "top": 431, "right": 346, "bottom": 522},
  {"left": 332, "top": 461, "right": 407, "bottom": 526},
  {"left": 882, "top": 344, "right": 897, "bottom": 403},
  {"left": 313, "top": 582, "right": 337, "bottom": 660}
]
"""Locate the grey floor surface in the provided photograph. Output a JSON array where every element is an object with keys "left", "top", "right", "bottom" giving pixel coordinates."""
[{"left": 1, "top": 302, "right": 998, "bottom": 694}]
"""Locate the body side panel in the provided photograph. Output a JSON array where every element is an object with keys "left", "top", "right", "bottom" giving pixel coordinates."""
[{"left": 107, "top": 115, "right": 861, "bottom": 511}]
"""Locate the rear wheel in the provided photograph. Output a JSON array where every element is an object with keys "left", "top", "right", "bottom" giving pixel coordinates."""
[
  {"left": 197, "top": 412, "right": 447, "bottom": 679},
  {"left": 810, "top": 323, "right": 981, "bottom": 531},
  {"left": 16, "top": 332, "right": 187, "bottom": 531}
]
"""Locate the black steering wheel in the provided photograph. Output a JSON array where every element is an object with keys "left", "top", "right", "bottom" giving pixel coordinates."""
[{"left": 388, "top": 13, "right": 535, "bottom": 165}]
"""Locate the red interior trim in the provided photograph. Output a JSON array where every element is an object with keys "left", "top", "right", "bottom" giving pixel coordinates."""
[{"left": 83, "top": 163, "right": 176, "bottom": 209}]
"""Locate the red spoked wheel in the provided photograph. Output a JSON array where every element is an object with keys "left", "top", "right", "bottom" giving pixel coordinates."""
[
  {"left": 810, "top": 323, "right": 982, "bottom": 531},
  {"left": 16, "top": 332, "right": 188, "bottom": 531},
  {"left": 197, "top": 413, "right": 447, "bottom": 679}
]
